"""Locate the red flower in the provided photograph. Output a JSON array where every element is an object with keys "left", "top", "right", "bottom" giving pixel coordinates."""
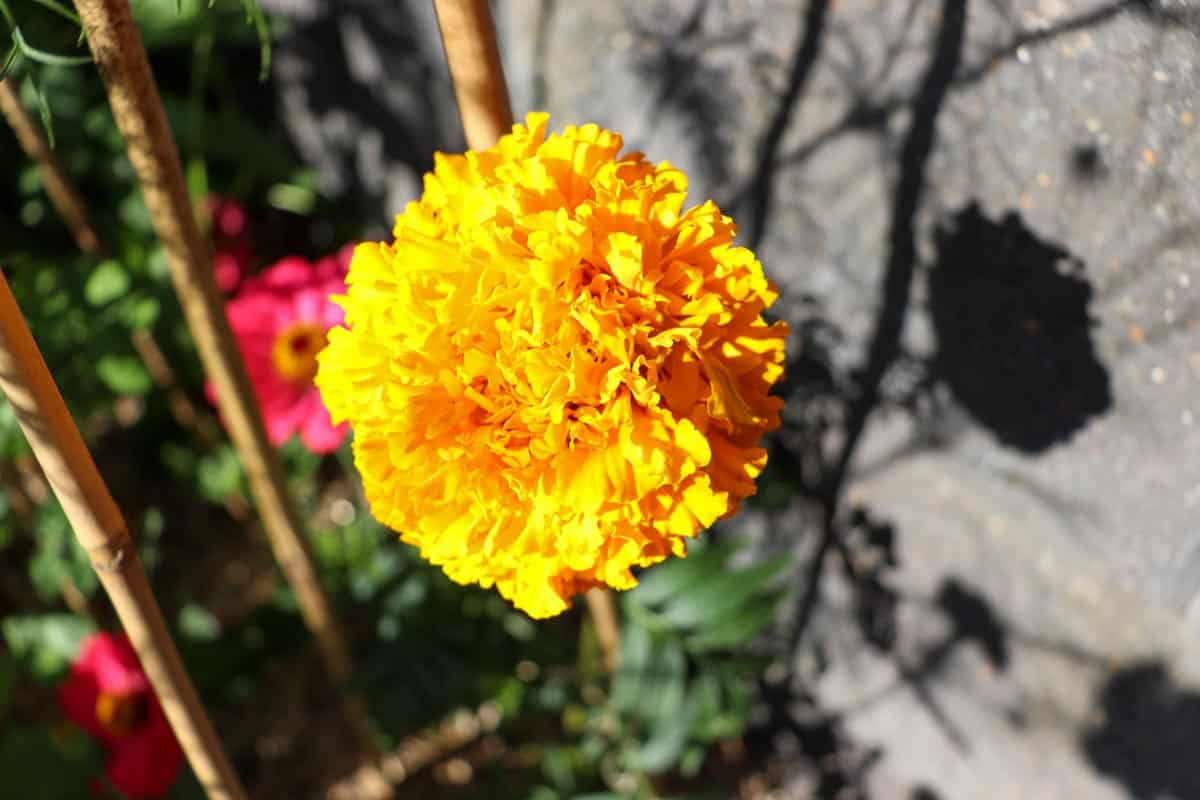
[
  {"left": 212, "top": 246, "right": 351, "bottom": 453},
  {"left": 59, "top": 632, "right": 183, "bottom": 799},
  {"left": 208, "top": 196, "right": 255, "bottom": 293}
]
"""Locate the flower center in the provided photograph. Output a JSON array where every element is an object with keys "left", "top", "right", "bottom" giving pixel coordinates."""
[
  {"left": 94, "top": 690, "right": 147, "bottom": 737},
  {"left": 272, "top": 321, "right": 328, "bottom": 384}
]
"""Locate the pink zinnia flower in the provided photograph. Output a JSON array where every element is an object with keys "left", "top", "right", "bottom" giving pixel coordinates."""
[
  {"left": 208, "top": 196, "right": 254, "bottom": 293},
  {"left": 214, "top": 246, "right": 351, "bottom": 453},
  {"left": 59, "top": 632, "right": 183, "bottom": 800}
]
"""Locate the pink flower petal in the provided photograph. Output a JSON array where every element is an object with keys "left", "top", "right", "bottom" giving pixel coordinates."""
[
  {"left": 251, "top": 257, "right": 318, "bottom": 292},
  {"left": 58, "top": 633, "right": 150, "bottom": 749},
  {"left": 104, "top": 706, "right": 183, "bottom": 800},
  {"left": 298, "top": 391, "right": 348, "bottom": 453}
]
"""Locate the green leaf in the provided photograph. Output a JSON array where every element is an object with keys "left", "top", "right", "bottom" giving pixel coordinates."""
[
  {"left": 239, "top": 0, "right": 271, "bottom": 81},
  {"left": 658, "top": 558, "right": 791, "bottom": 630},
  {"left": 196, "top": 445, "right": 244, "bottom": 502},
  {"left": 0, "top": 725, "right": 101, "bottom": 800},
  {"left": 630, "top": 539, "right": 739, "bottom": 608},
  {"left": 178, "top": 604, "right": 220, "bottom": 642},
  {"left": 25, "top": 66, "right": 54, "bottom": 148},
  {"left": 541, "top": 746, "right": 575, "bottom": 793},
  {"left": 119, "top": 295, "right": 161, "bottom": 328},
  {"left": 28, "top": 0, "right": 81, "bottom": 26},
  {"left": 11, "top": 28, "right": 91, "bottom": 67},
  {"left": 95, "top": 354, "right": 152, "bottom": 394},
  {"left": 84, "top": 260, "right": 130, "bottom": 306},
  {"left": 610, "top": 622, "right": 652, "bottom": 714},
  {"left": 0, "top": 43, "right": 18, "bottom": 82},
  {"left": 684, "top": 591, "right": 783, "bottom": 652},
  {"left": 28, "top": 504, "right": 97, "bottom": 602},
  {"left": 2, "top": 614, "right": 95, "bottom": 679},
  {"left": 632, "top": 688, "right": 698, "bottom": 774}
]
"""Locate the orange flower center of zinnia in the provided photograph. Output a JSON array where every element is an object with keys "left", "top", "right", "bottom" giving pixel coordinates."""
[
  {"left": 272, "top": 321, "right": 327, "bottom": 384},
  {"left": 94, "top": 690, "right": 147, "bottom": 737}
]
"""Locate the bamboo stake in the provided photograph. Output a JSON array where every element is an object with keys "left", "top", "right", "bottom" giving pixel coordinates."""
[
  {"left": 70, "top": 3, "right": 391, "bottom": 793},
  {"left": 0, "top": 266, "right": 248, "bottom": 800},
  {"left": 71, "top": 0, "right": 353, "bottom": 688},
  {"left": 432, "top": 0, "right": 513, "bottom": 150},
  {"left": 0, "top": 79, "right": 102, "bottom": 256},
  {"left": 432, "top": 0, "right": 622, "bottom": 671}
]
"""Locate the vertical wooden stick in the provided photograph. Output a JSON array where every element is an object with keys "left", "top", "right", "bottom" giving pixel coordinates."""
[
  {"left": 0, "top": 267, "right": 248, "bottom": 800},
  {"left": 432, "top": 0, "right": 513, "bottom": 149},
  {"left": 433, "top": 0, "right": 622, "bottom": 671},
  {"left": 71, "top": 0, "right": 352, "bottom": 687},
  {"left": 70, "top": 3, "right": 391, "bottom": 793},
  {"left": 0, "top": 79, "right": 102, "bottom": 256}
]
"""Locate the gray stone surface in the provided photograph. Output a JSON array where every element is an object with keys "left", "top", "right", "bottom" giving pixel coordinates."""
[{"left": 269, "top": 1, "right": 1200, "bottom": 796}]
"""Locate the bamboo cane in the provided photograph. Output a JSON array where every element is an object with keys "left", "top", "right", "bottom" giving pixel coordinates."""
[
  {"left": 71, "top": 0, "right": 353, "bottom": 689},
  {"left": 0, "top": 79, "right": 101, "bottom": 256},
  {"left": 0, "top": 266, "right": 248, "bottom": 800},
  {"left": 70, "top": 2, "right": 391, "bottom": 793},
  {"left": 432, "top": 0, "right": 622, "bottom": 671},
  {"left": 432, "top": 0, "right": 513, "bottom": 150}
]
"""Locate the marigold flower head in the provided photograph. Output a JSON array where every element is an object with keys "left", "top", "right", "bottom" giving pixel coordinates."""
[
  {"left": 59, "top": 632, "right": 183, "bottom": 799},
  {"left": 317, "top": 113, "right": 788, "bottom": 618}
]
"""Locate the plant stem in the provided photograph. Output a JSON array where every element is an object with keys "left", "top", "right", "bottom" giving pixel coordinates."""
[
  {"left": 0, "top": 78, "right": 101, "bottom": 255},
  {"left": 432, "top": 0, "right": 513, "bottom": 149},
  {"left": 585, "top": 588, "right": 621, "bottom": 671},
  {"left": 0, "top": 266, "right": 248, "bottom": 800}
]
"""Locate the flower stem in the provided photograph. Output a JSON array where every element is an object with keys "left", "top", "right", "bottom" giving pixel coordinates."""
[
  {"left": 0, "top": 77, "right": 101, "bottom": 256},
  {"left": 69, "top": 0, "right": 389, "bottom": 792},
  {"left": 0, "top": 266, "right": 248, "bottom": 800}
]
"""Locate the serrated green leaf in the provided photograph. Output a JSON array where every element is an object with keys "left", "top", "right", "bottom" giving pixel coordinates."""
[
  {"left": 659, "top": 558, "right": 790, "bottom": 630},
  {"left": 684, "top": 590, "right": 783, "bottom": 652},
  {"left": 95, "top": 354, "right": 151, "bottom": 394},
  {"left": 84, "top": 260, "right": 130, "bottom": 305},
  {"left": 610, "top": 622, "right": 652, "bottom": 714},
  {"left": 629, "top": 539, "right": 739, "bottom": 608},
  {"left": 632, "top": 683, "right": 698, "bottom": 774}
]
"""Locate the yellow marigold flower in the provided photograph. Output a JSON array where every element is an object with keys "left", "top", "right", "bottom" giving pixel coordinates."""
[{"left": 316, "top": 113, "right": 789, "bottom": 618}]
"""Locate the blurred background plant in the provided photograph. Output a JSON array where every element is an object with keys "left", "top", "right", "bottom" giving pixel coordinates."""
[{"left": 0, "top": 2, "right": 793, "bottom": 797}]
